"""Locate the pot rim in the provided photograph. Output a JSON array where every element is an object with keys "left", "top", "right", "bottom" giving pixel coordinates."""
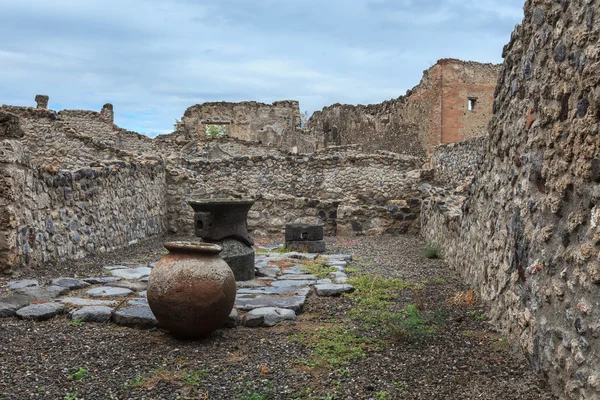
[{"left": 164, "top": 241, "right": 223, "bottom": 254}]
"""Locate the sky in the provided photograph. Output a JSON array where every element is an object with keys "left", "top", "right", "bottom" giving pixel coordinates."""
[{"left": 0, "top": 0, "right": 525, "bottom": 137}]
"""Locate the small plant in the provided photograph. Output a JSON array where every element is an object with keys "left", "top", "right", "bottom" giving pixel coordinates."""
[
  {"left": 434, "top": 278, "right": 445, "bottom": 285},
  {"left": 67, "top": 367, "right": 91, "bottom": 380},
  {"left": 180, "top": 369, "right": 207, "bottom": 386},
  {"left": 466, "top": 310, "right": 487, "bottom": 321},
  {"left": 389, "top": 304, "right": 436, "bottom": 342},
  {"left": 69, "top": 319, "right": 85, "bottom": 327},
  {"left": 376, "top": 391, "right": 389, "bottom": 399},
  {"left": 424, "top": 242, "right": 441, "bottom": 259},
  {"left": 393, "top": 381, "right": 408, "bottom": 393},
  {"left": 122, "top": 375, "right": 145, "bottom": 391},
  {"left": 290, "top": 326, "right": 374, "bottom": 369},
  {"left": 64, "top": 393, "right": 77, "bottom": 400},
  {"left": 303, "top": 260, "right": 337, "bottom": 279}
]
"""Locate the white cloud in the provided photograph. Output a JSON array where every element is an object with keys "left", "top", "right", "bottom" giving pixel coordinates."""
[{"left": 0, "top": 0, "right": 524, "bottom": 137}]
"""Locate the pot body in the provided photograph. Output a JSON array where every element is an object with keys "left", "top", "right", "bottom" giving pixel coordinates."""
[{"left": 147, "top": 241, "right": 236, "bottom": 338}]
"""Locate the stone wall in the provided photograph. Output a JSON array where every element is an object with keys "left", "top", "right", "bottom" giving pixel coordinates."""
[
  {"left": 308, "top": 59, "right": 499, "bottom": 156},
  {"left": 179, "top": 101, "right": 320, "bottom": 153},
  {"left": 0, "top": 110, "right": 168, "bottom": 273},
  {"left": 422, "top": 1, "right": 600, "bottom": 397},
  {"left": 166, "top": 153, "right": 424, "bottom": 235},
  {"left": 429, "top": 136, "right": 485, "bottom": 187}
]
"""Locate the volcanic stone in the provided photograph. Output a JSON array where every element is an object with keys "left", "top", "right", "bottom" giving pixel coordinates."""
[
  {"left": 51, "top": 277, "right": 90, "bottom": 290},
  {"left": 69, "top": 306, "right": 113, "bottom": 322},
  {"left": 235, "top": 294, "right": 306, "bottom": 313},
  {"left": 16, "top": 286, "right": 70, "bottom": 300},
  {"left": 242, "top": 307, "right": 297, "bottom": 327},
  {"left": 0, "top": 294, "right": 32, "bottom": 317},
  {"left": 16, "top": 302, "right": 64, "bottom": 320},
  {"left": 112, "top": 305, "right": 158, "bottom": 328},
  {"left": 109, "top": 267, "right": 152, "bottom": 280},
  {"left": 86, "top": 287, "right": 134, "bottom": 298},
  {"left": 314, "top": 284, "right": 355, "bottom": 296},
  {"left": 6, "top": 280, "right": 38, "bottom": 290}
]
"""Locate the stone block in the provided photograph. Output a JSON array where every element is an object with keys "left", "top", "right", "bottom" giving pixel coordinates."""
[{"left": 285, "top": 224, "right": 324, "bottom": 241}]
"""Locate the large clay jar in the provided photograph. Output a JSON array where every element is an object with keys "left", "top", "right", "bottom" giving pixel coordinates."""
[{"left": 147, "top": 241, "right": 236, "bottom": 339}]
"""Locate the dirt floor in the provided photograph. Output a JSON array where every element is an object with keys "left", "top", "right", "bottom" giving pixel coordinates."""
[{"left": 0, "top": 234, "right": 557, "bottom": 400}]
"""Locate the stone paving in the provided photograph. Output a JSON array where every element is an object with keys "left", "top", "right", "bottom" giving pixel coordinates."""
[{"left": 0, "top": 247, "right": 354, "bottom": 331}]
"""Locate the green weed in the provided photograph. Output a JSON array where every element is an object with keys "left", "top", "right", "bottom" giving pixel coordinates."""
[
  {"left": 69, "top": 319, "right": 85, "bottom": 327},
  {"left": 389, "top": 304, "right": 436, "bottom": 342},
  {"left": 424, "top": 242, "right": 441, "bottom": 259},
  {"left": 67, "top": 367, "right": 92, "bottom": 381}
]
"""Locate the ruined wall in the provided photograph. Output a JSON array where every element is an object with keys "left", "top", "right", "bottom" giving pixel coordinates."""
[
  {"left": 166, "top": 153, "right": 424, "bottom": 234},
  {"left": 422, "top": 1, "right": 600, "bottom": 397},
  {"left": 0, "top": 110, "right": 168, "bottom": 273},
  {"left": 180, "top": 101, "right": 311, "bottom": 152},
  {"left": 429, "top": 136, "right": 485, "bottom": 187},
  {"left": 308, "top": 59, "right": 499, "bottom": 156}
]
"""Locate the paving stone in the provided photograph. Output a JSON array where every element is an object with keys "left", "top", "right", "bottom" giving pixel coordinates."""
[
  {"left": 329, "top": 271, "right": 348, "bottom": 280},
  {"left": 314, "top": 284, "right": 355, "bottom": 296},
  {"left": 86, "top": 287, "right": 134, "bottom": 298},
  {"left": 281, "top": 266, "right": 308, "bottom": 275},
  {"left": 15, "top": 286, "right": 70, "bottom": 300},
  {"left": 316, "top": 279, "right": 333, "bottom": 284},
  {"left": 139, "top": 291, "right": 147, "bottom": 298},
  {"left": 109, "top": 266, "right": 152, "bottom": 280},
  {"left": 140, "top": 276, "right": 149, "bottom": 282},
  {"left": 69, "top": 306, "right": 113, "bottom": 322},
  {"left": 255, "top": 260, "right": 270, "bottom": 269},
  {"left": 16, "top": 302, "right": 64, "bottom": 321},
  {"left": 106, "top": 280, "right": 147, "bottom": 292},
  {"left": 59, "top": 297, "right": 119, "bottom": 307},
  {"left": 286, "top": 252, "right": 319, "bottom": 260},
  {"left": 334, "top": 277, "right": 349, "bottom": 284},
  {"left": 83, "top": 277, "right": 121, "bottom": 284},
  {"left": 242, "top": 307, "right": 297, "bottom": 327},
  {"left": 271, "top": 280, "right": 316, "bottom": 288},
  {"left": 257, "top": 245, "right": 283, "bottom": 251},
  {"left": 148, "top": 261, "right": 158, "bottom": 268},
  {"left": 327, "top": 260, "right": 347, "bottom": 267},
  {"left": 278, "top": 274, "right": 319, "bottom": 281},
  {"left": 235, "top": 294, "right": 306, "bottom": 313},
  {"left": 6, "top": 280, "right": 38, "bottom": 290},
  {"left": 104, "top": 265, "right": 129, "bottom": 270},
  {"left": 256, "top": 266, "right": 280, "bottom": 278},
  {"left": 224, "top": 308, "right": 239, "bottom": 328},
  {"left": 127, "top": 298, "right": 148, "bottom": 306},
  {"left": 51, "top": 277, "right": 90, "bottom": 290},
  {"left": 321, "top": 254, "right": 353, "bottom": 261},
  {"left": 237, "top": 286, "right": 311, "bottom": 296},
  {"left": 112, "top": 305, "right": 158, "bottom": 328},
  {"left": 236, "top": 280, "right": 267, "bottom": 289},
  {"left": 330, "top": 265, "right": 346, "bottom": 272},
  {"left": 0, "top": 294, "right": 32, "bottom": 317}
]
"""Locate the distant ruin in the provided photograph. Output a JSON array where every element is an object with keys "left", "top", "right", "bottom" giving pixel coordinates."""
[{"left": 308, "top": 59, "right": 500, "bottom": 156}]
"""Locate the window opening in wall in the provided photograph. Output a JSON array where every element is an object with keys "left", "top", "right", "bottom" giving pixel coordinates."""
[
  {"left": 204, "top": 124, "right": 228, "bottom": 139},
  {"left": 468, "top": 97, "right": 477, "bottom": 111}
]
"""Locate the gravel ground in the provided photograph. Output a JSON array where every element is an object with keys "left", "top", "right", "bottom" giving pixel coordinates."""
[{"left": 0, "top": 234, "right": 556, "bottom": 400}]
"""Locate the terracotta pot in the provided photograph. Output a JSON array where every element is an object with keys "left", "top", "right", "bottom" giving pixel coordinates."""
[{"left": 147, "top": 241, "right": 236, "bottom": 338}]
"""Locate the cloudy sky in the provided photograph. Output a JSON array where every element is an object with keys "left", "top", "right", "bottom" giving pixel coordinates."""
[{"left": 0, "top": 0, "right": 524, "bottom": 137}]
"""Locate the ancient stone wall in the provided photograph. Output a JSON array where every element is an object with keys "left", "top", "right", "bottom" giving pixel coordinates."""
[
  {"left": 180, "top": 101, "right": 316, "bottom": 153},
  {"left": 429, "top": 136, "right": 485, "bottom": 187},
  {"left": 308, "top": 59, "right": 499, "bottom": 156},
  {"left": 166, "top": 153, "right": 424, "bottom": 235},
  {"left": 422, "top": 1, "right": 600, "bottom": 397},
  {"left": 0, "top": 111, "right": 168, "bottom": 273}
]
